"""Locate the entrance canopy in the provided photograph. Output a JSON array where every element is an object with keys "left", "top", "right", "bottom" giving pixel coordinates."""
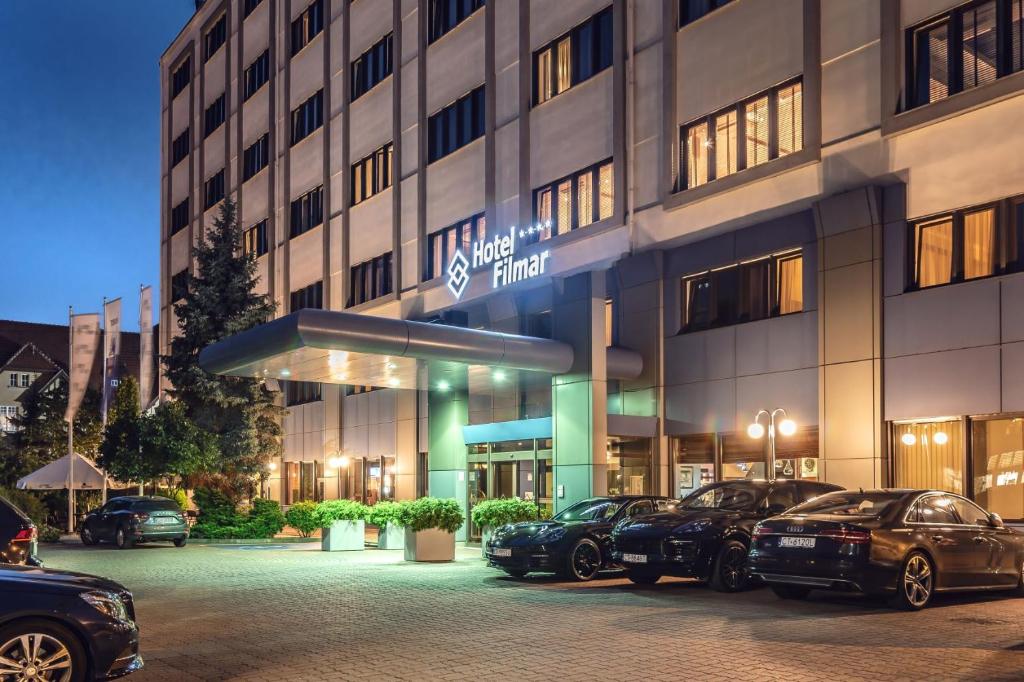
[
  {"left": 17, "top": 452, "right": 122, "bottom": 491},
  {"left": 198, "top": 309, "right": 579, "bottom": 389}
]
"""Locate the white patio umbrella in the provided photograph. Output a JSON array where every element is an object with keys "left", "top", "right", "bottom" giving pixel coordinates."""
[{"left": 16, "top": 453, "right": 126, "bottom": 532}]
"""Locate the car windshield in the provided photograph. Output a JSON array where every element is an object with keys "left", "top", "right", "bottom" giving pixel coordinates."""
[
  {"left": 678, "top": 484, "right": 762, "bottom": 512},
  {"left": 132, "top": 498, "right": 181, "bottom": 512},
  {"left": 787, "top": 492, "right": 901, "bottom": 517},
  {"left": 553, "top": 499, "right": 622, "bottom": 522}
]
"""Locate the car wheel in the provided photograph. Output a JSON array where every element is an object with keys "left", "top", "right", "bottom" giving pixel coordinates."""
[
  {"left": 563, "top": 538, "right": 602, "bottom": 581},
  {"left": 771, "top": 584, "right": 811, "bottom": 600},
  {"left": 79, "top": 526, "right": 97, "bottom": 546},
  {"left": 502, "top": 569, "right": 527, "bottom": 579},
  {"left": 115, "top": 527, "right": 134, "bottom": 550},
  {"left": 893, "top": 551, "right": 934, "bottom": 610},
  {"left": 173, "top": 537, "right": 187, "bottom": 548},
  {"left": 709, "top": 539, "right": 750, "bottom": 592},
  {"left": 626, "top": 569, "right": 662, "bottom": 585},
  {"left": 0, "top": 618, "right": 88, "bottom": 682}
]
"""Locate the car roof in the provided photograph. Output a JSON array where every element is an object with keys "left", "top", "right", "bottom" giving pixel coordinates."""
[{"left": 110, "top": 495, "right": 173, "bottom": 502}]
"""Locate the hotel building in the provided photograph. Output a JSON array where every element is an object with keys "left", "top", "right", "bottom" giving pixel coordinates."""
[{"left": 162, "top": 0, "right": 1024, "bottom": 539}]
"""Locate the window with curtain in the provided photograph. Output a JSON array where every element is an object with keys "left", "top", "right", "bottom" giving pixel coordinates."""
[
  {"left": 577, "top": 173, "right": 594, "bottom": 228},
  {"left": 909, "top": 203, "right": 1005, "bottom": 290},
  {"left": 963, "top": 208, "right": 996, "bottom": 279},
  {"left": 777, "top": 253, "right": 803, "bottom": 315},
  {"left": 680, "top": 79, "right": 802, "bottom": 191},
  {"left": 351, "top": 142, "right": 393, "bottom": 206},
  {"left": 737, "top": 259, "right": 769, "bottom": 322},
  {"left": 598, "top": 163, "right": 613, "bottom": 220},
  {"left": 893, "top": 420, "right": 964, "bottom": 495},
  {"left": 426, "top": 213, "right": 485, "bottom": 280},
  {"left": 915, "top": 217, "right": 954, "bottom": 287},
  {"left": 242, "top": 220, "right": 269, "bottom": 257},
  {"left": 532, "top": 7, "right": 612, "bottom": 106},
  {"left": 531, "top": 160, "right": 613, "bottom": 243}
]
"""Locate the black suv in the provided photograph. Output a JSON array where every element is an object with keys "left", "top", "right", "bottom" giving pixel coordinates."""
[
  {"left": 0, "top": 493, "right": 40, "bottom": 566},
  {"left": 80, "top": 496, "right": 188, "bottom": 549},
  {"left": 0, "top": 563, "right": 143, "bottom": 679},
  {"left": 611, "top": 479, "right": 842, "bottom": 591}
]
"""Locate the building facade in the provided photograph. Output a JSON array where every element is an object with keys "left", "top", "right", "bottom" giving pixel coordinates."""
[{"left": 162, "top": 0, "right": 1024, "bottom": 538}]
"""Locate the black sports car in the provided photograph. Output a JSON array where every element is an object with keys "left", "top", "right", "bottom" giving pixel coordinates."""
[
  {"left": 0, "top": 493, "right": 41, "bottom": 566},
  {"left": 0, "top": 563, "right": 143, "bottom": 679},
  {"left": 611, "top": 479, "right": 842, "bottom": 591},
  {"left": 748, "top": 489, "right": 1024, "bottom": 609},
  {"left": 486, "top": 496, "right": 674, "bottom": 581},
  {"left": 80, "top": 496, "right": 189, "bottom": 549}
]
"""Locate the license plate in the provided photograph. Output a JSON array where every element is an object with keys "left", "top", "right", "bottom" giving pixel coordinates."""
[
  {"left": 779, "top": 536, "right": 816, "bottom": 549},
  {"left": 621, "top": 553, "right": 648, "bottom": 564},
  {"left": 155, "top": 517, "right": 176, "bottom": 525},
  {"left": 491, "top": 548, "right": 511, "bottom": 557}
]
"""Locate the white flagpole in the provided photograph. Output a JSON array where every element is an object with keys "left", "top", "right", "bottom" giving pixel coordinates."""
[{"left": 67, "top": 306, "right": 75, "bottom": 534}]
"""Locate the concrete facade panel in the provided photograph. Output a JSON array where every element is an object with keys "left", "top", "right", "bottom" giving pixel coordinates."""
[
  {"left": 884, "top": 280, "right": 1001, "bottom": 358},
  {"left": 885, "top": 346, "right": 1002, "bottom": 420}
]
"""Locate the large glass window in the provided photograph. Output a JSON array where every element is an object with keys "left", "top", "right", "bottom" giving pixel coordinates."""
[
  {"left": 243, "top": 133, "right": 270, "bottom": 181},
  {"left": 531, "top": 160, "right": 613, "bottom": 242},
  {"left": 351, "top": 33, "right": 393, "bottom": 102},
  {"left": 244, "top": 50, "right": 270, "bottom": 101},
  {"left": 426, "top": 213, "right": 485, "bottom": 280},
  {"left": 533, "top": 7, "right": 613, "bottom": 106},
  {"left": 291, "top": 89, "right": 324, "bottom": 146},
  {"left": 893, "top": 420, "right": 964, "bottom": 495},
  {"left": 170, "top": 198, "right": 189, "bottom": 236},
  {"left": 290, "top": 185, "right": 323, "bottom": 238},
  {"left": 204, "top": 13, "right": 227, "bottom": 62},
  {"left": 428, "top": 86, "right": 484, "bottom": 162},
  {"left": 290, "top": 280, "right": 323, "bottom": 311},
  {"left": 242, "top": 220, "right": 268, "bottom": 257},
  {"left": 428, "top": 0, "right": 485, "bottom": 43},
  {"left": 606, "top": 436, "right": 651, "bottom": 495},
  {"left": 909, "top": 204, "right": 1000, "bottom": 289},
  {"left": 204, "top": 93, "right": 226, "bottom": 138},
  {"left": 171, "top": 56, "right": 190, "bottom": 99},
  {"left": 284, "top": 380, "right": 322, "bottom": 406},
  {"left": 348, "top": 252, "right": 393, "bottom": 307},
  {"left": 171, "top": 129, "right": 190, "bottom": 167},
  {"left": 672, "top": 433, "right": 716, "bottom": 497},
  {"left": 291, "top": 0, "right": 324, "bottom": 57},
  {"left": 351, "top": 142, "right": 393, "bottom": 206},
  {"left": 907, "top": 0, "right": 1023, "bottom": 109},
  {"left": 681, "top": 80, "right": 802, "bottom": 190},
  {"left": 972, "top": 417, "right": 1024, "bottom": 520},
  {"left": 204, "top": 169, "right": 225, "bottom": 210}
]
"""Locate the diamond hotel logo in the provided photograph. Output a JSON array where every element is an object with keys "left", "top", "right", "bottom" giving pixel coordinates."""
[{"left": 446, "top": 249, "right": 470, "bottom": 299}]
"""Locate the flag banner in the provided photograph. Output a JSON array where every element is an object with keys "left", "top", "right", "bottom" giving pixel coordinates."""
[
  {"left": 102, "top": 298, "right": 122, "bottom": 421},
  {"left": 65, "top": 313, "right": 100, "bottom": 423},
  {"left": 139, "top": 286, "right": 153, "bottom": 411}
]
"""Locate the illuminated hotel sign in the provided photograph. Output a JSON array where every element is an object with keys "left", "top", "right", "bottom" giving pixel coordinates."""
[{"left": 446, "top": 223, "right": 552, "bottom": 299}]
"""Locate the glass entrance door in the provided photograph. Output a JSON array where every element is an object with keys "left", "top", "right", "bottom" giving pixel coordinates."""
[
  {"left": 492, "top": 461, "right": 516, "bottom": 499},
  {"left": 467, "top": 462, "right": 489, "bottom": 542}
]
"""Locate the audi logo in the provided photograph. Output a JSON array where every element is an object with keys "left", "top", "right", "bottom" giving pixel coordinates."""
[{"left": 786, "top": 526, "right": 804, "bottom": 533}]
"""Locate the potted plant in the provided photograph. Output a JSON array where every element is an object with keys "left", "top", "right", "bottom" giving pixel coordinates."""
[
  {"left": 471, "top": 498, "right": 547, "bottom": 557},
  {"left": 368, "top": 500, "right": 406, "bottom": 550},
  {"left": 314, "top": 499, "right": 369, "bottom": 551},
  {"left": 399, "top": 497, "right": 464, "bottom": 562}
]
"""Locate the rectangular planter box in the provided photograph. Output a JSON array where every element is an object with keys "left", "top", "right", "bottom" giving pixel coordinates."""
[
  {"left": 377, "top": 523, "right": 406, "bottom": 550},
  {"left": 404, "top": 528, "right": 456, "bottom": 562},
  {"left": 321, "top": 520, "right": 365, "bottom": 552}
]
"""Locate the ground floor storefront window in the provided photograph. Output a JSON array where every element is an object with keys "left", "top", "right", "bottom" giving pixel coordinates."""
[
  {"left": 606, "top": 436, "right": 652, "bottom": 495},
  {"left": 893, "top": 419, "right": 964, "bottom": 494},
  {"left": 283, "top": 461, "right": 325, "bottom": 505}
]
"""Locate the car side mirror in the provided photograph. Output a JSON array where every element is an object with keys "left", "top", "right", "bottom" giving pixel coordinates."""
[{"left": 989, "top": 513, "right": 1004, "bottom": 528}]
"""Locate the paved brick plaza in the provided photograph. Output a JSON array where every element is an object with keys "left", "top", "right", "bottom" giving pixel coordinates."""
[{"left": 39, "top": 543, "right": 1024, "bottom": 681}]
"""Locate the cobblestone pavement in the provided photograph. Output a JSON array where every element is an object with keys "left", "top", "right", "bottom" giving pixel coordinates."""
[{"left": 37, "top": 542, "right": 1024, "bottom": 682}]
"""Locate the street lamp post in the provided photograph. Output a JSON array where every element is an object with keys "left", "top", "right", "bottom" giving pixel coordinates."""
[{"left": 747, "top": 408, "right": 797, "bottom": 481}]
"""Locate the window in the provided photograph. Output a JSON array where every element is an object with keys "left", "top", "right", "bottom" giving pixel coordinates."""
[
  {"left": 291, "top": 0, "right": 324, "bottom": 56},
  {"left": 680, "top": 80, "right": 802, "bottom": 190},
  {"left": 170, "top": 198, "right": 190, "bottom": 235},
  {"left": 681, "top": 251, "right": 803, "bottom": 332},
  {"left": 907, "top": 0, "right": 1024, "bottom": 109},
  {"left": 351, "top": 33, "right": 393, "bottom": 101},
  {"left": 243, "top": 133, "right": 270, "bottom": 181},
  {"left": 679, "top": 0, "right": 733, "bottom": 27},
  {"left": 918, "top": 495, "right": 960, "bottom": 524},
  {"left": 949, "top": 495, "right": 991, "bottom": 525},
  {"left": 604, "top": 298, "right": 614, "bottom": 346},
  {"left": 204, "top": 169, "right": 225, "bottom": 210},
  {"left": 345, "top": 384, "right": 382, "bottom": 396},
  {"left": 428, "top": 85, "right": 485, "bottom": 162},
  {"left": 243, "top": 220, "right": 268, "bottom": 257},
  {"left": 533, "top": 6, "right": 613, "bottom": 105},
  {"left": 204, "top": 13, "right": 227, "bottom": 62},
  {"left": 893, "top": 420, "right": 964, "bottom": 495},
  {"left": 428, "top": 0, "right": 485, "bottom": 43},
  {"left": 244, "top": 0, "right": 264, "bottom": 18},
  {"left": 244, "top": 50, "right": 270, "bottom": 101},
  {"left": 285, "top": 380, "right": 321, "bottom": 406},
  {"left": 290, "top": 281, "right": 323, "bottom": 311},
  {"left": 171, "top": 269, "right": 189, "bottom": 302},
  {"left": 348, "top": 252, "right": 393, "bottom": 307},
  {"left": 531, "top": 160, "right": 613, "bottom": 242},
  {"left": 909, "top": 204, "right": 1000, "bottom": 289},
  {"left": 171, "top": 129, "right": 190, "bottom": 167},
  {"left": 7, "top": 375, "right": 16, "bottom": 388},
  {"left": 290, "top": 185, "right": 323, "bottom": 238},
  {"left": 426, "top": 213, "right": 485, "bottom": 280},
  {"left": 204, "top": 93, "right": 226, "bottom": 138},
  {"left": 972, "top": 416, "right": 1024, "bottom": 520},
  {"left": 291, "top": 89, "right": 323, "bottom": 145},
  {"left": 171, "top": 57, "right": 191, "bottom": 98},
  {"left": 351, "top": 142, "right": 393, "bottom": 206}
]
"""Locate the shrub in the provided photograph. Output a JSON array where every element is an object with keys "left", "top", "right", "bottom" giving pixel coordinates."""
[
  {"left": 38, "top": 525, "right": 62, "bottom": 543},
  {"left": 398, "top": 497, "right": 464, "bottom": 534},
  {"left": 471, "top": 497, "right": 545, "bottom": 529},
  {"left": 313, "top": 499, "right": 369, "bottom": 527},
  {"left": 248, "top": 498, "right": 286, "bottom": 537},
  {"left": 190, "top": 487, "right": 284, "bottom": 539},
  {"left": 0, "top": 488, "right": 48, "bottom": 527},
  {"left": 285, "top": 501, "right": 320, "bottom": 537},
  {"left": 367, "top": 500, "right": 406, "bottom": 528},
  {"left": 171, "top": 488, "right": 189, "bottom": 511}
]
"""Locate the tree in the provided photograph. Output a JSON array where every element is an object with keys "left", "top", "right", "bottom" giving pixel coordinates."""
[
  {"left": 163, "top": 199, "right": 282, "bottom": 501},
  {"left": 139, "top": 401, "right": 218, "bottom": 488},
  {"left": 98, "top": 376, "right": 143, "bottom": 485}
]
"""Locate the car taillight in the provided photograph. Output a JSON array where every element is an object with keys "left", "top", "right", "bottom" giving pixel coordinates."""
[
  {"left": 13, "top": 527, "right": 37, "bottom": 542},
  {"left": 821, "top": 528, "right": 871, "bottom": 544},
  {"left": 752, "top": 525, "right": 770, "bottom": 539}
]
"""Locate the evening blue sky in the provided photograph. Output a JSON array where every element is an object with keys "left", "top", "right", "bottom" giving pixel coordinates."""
[{"left": 0, "top": 1, "right": 194, "bottom": 330}]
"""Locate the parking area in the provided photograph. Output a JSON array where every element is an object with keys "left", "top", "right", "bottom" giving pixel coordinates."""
[{"left": 37, "top": 542, "right": 1024, "bottom": 681}]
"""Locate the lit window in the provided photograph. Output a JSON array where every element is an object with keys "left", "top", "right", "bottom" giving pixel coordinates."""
[
  {"left": 777, "top": 82, "right": 803, "bottom": 156},
  {"left": 577, "top": 172, "right": 594, "bottom": 228},
  {"left": 536, "top": 49, "right": 553, "bottom": 104},
  {"left": 426, "top": 214, "right": 485, "bottom": 280},
  {"left": 744, "top": 96, "right": 769, "bottom": 168},
  {"left": 557, "top": 180, "right": 572, "bottom": 234},
  {"left": 532, "top": 8, "right": 612, "bottom": 106},
  {"left": 598, "top": 163, "right": 613, "bottom": 220},
  {"left": 915, "top": 217, "right": 954, "bottom": 288},
  {"left": 777, "top": 253, "right": 803, "bottom": 315},
  {"left": 963, "top": 208, "right": 996, "bottom": 280},
  {"left": 604, "top": 298, "right": 614, "bottom": 347},
  {"left": 531, "top": 161, "right": 613, "bottom": 242},
  {"left": 714, "top": 111, "right": 737, "bottom": 178},
  {"left": 556, "top": 38, "right": 572, "bottom": 94},
  {"left": 685, "top": 122, "right": 709, "bottom": 188},
  {"left": 893, "top": 420, "right": 963, "bottom": 494}
]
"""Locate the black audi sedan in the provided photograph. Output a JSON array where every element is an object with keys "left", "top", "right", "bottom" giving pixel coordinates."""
[
  {"left": 1, "top": 493, "right": 41, "bottom": 566},
  {"left": 486, "top": 496, "right": 674, "bottom": 581},
  {"left": 611, "top": 479, "right": 842, "bottom": 591},
  {"left": 748, "top": 489, "right": 1024, "bottom": 609},
  {"left": 0, "top": 563, "right": 143, "bottom": 679},
  {"left": 80, "top": 496, "right": 188, "bottom": 549}
]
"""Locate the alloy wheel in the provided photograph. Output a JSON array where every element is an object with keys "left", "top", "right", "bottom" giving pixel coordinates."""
[
  {"left": 571, "top": 542, "right": 601, "bottom": 580},
  {"left": 0, "top": 633, "right": 73, "bottom": 681},
  {"left": 719, "top": 544, "right": 748, "bottom": 590},
  {"left": 902, "top": 554, "right": 933, "bottom": 608}
]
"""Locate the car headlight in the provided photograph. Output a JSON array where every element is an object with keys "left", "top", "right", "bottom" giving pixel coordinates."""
[
  {"left": 535, "top": 526, "right": 565, "bottom": 543},
  {"left": 80, "top": 591, "right": 131, "bottom": 623}
]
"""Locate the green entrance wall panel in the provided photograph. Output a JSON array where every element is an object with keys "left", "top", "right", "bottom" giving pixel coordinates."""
[
  {"left": 552, "top": 379, "right": 597, "bottom": 467},
  {"left": 552, "top": 463, "right": 594, "bottom": 515},
  {"left": 428, "top": 367, "right": 470, "bottom": 541}
]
